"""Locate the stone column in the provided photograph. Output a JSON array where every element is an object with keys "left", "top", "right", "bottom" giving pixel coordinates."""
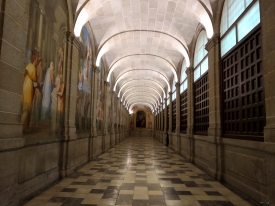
[
  {"left": 176, "top": 83, "right": 181, "bottom": 153},
  {"left": 186, "top": 67, "right": 194, "bottom": 162},
  {"left": 261, "top": 1, "right": 275, "bottom": 203}
]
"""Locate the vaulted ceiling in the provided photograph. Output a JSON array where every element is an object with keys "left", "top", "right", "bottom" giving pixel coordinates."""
[{"left": 73, "top": 0, "right": 217, "bottom": 113}]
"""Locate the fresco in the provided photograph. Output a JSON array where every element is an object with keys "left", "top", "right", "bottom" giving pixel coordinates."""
[
  {"left": 144, "top": 106, "right": 153, "bottom": 129},
  {"left": 132, "top": 105, "right": 153, "bottom": 129},
  {"left": 21, "top": 0, "right": 66, "bottom": 136},
  {"left": 96, "top": 60, "right": 105, "bottom": 134},
  {"left": 136, "top": 111, "right": 146, "bottom": 128},
  {"left": 75, "top": 26, "right": 92, "bottom": 132}
]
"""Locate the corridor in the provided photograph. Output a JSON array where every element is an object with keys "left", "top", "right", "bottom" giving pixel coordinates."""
[{"left": 23, "top": 137, "right": 253, "bottom": 206}]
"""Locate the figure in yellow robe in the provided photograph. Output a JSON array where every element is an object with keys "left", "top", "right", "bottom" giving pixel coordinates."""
[{"left": 21, "top": 57, "right": 37, "bottom": 129}]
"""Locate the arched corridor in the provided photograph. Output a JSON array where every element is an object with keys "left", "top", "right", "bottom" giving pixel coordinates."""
[
  {"left": 0, "top": 0, "right": 275, "bottom": 205},
  {"left": 22, "top": 137, "right": 253, "bottom": 206}
]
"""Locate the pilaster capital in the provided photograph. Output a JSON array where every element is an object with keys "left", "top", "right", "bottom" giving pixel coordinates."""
[
  {"left": 205, "top": 33, "right": 220, "bottom": 51},
  {"left": 66, "top": 31, "right": 74, "bottom": 43},
  {"left": 39, "top": 5, "right": 45, "bottom": 15},
  {"left": 92, "top": 66, "right": 100, "bottom": 73},
  {"left": 186, "top": 67, "right": 194, "bottom": 75},
  {"left": 104, "top": 81, "right": 110, "bottom": 87},
  {"left": 72, "top": 35, "right": 82, "bottom": 50}
]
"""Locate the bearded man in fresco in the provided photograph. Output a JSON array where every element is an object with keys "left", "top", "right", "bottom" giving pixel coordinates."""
[{"left": 21, "top": 50, "right": 37, "bottom": 129}]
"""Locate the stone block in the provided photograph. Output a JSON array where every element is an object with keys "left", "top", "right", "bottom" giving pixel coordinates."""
[
  {"left": 263, "top": 26, "right": 275, "bottom": 56},
  {"left": 5, "top": 0, "right": 29, "bottom": 32},
  {"left": 0, "top": 150, "right": 19, "bottom": 186},
  {"left": 0, "top": 185, "right": 18, "bottom": 206},
  {"left": 0, "top": 111, "right": 21, "bottom": 124},
  {"left": 0, "top": 61, "right": 24, "bottom": 94},
  {"left": 0, "top": 89, "right": 22, "bottom": 114},
  {"left": 0, "top": 123, "right": 22, "bottom": 139},
  {"left": 0, "top": 40, "right": 25, "bottom": 72},
  {"left": 0, "top": 138, "right": 24, "bottom": 150},
  {"left": 225, "top": 150, "right": 266, "bottom": 185}
]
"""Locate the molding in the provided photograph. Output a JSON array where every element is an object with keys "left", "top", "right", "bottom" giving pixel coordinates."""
[
  {"left": 205, "top": 33, "right": 220, "bottom": 52},
  {"left": 186, "top": 67, "right": 194, "bottom": 75}
]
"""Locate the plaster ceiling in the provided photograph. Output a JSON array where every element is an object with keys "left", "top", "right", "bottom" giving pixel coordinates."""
[{"left": 74, "top": 0, "right": 215, "bottom": 113}]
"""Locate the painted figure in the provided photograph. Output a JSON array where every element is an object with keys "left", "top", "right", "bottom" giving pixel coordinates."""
[
  {"left": 21, "top": 50, "right": 37, "bottom": 129},
  {"left": 41, "top": 62, "right": 55, "bottom": 119},
  {"left": 32, "top": 55, "right": 43, "bottom": 124}
]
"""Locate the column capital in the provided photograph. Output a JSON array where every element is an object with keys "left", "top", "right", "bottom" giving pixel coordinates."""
[
  {"left": 186, "top": 67, "right": 194, "bottom": 75},
  {"left": 168, "top": 92, "right": 172, "bottom": 96},
  {"left": 205, "top": 33, "right": 220, "bottom": 52},
  {"left": 175, "top": 82, "right": 180, "bottom": 88}
]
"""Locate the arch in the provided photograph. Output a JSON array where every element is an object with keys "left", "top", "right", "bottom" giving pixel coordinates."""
[
  {"left": 117, "top": 79, "right": 166, "bottom": 99},
  {"left": 123, "top": 92, "right": 160, "bottom": 105},
  {"left": 114, "top": 70, "right": 171, "bottom": 93},
  {"left": 107, "top": 54, "right": 178, "bottom": 83},
  {"left": 128, "top": 101, "right": 155, "bottom": 112},
  {"left": 96, "top": 30, "right": 190, "bottom": 68},
  {"left": 125, "top": 96, "right": 158, "bottom": 108},
  {"left": 129, "top": 103, "right": 154, "bottom": 114},
  {"left": 121, "top": 86, "right": 163, "bottom": 103}
]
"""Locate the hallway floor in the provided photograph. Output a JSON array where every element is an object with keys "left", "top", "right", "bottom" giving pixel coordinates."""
[{"left": 23, "top": 137, "right": 253, "bottom": 206}]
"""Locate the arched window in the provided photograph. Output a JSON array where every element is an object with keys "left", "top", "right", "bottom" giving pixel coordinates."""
[
  {"left": 172, "top": 77, "right": 176, "bottom": 101},
  {"left": 194, "top": 30, "right": 208, "bottom": 82},
  {"left": 220, "top": 0, "right": 264, "bottom": 139},
  {"left": 180, "top": 60, "right": 187, "bottom": 93},
  {"left": 193, "top": 29, "right": 209, "bottom": 134},
  {"left": 221, "top": 0, "right": 260, "bottom": 56},
  {"left": 180, "top": 59, "right": 188, "bottom": 133}
]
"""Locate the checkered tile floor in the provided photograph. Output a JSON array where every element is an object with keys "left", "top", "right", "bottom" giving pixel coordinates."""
[{"left": 23, "top": 137, "right": 252, "bottom": 206}]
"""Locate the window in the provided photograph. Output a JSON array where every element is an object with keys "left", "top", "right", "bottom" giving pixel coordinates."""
[
  {"left": 194, "top": 30, "right": 208, "bottom": 82},
  {"left": 180, "top": 59, "right": 188, "bottom": 133},
  {"left": 180, "top": 60, "right": 188, "bottom": 93},
  {"left": 172, "top": 78, "right": 176, "bottom": 101},
  {"left": 172, "top": 99, "right": 176, "bottom": 132},
  {"left": 221, "top": 0, "right": 260, "bottom": 56},
  {"left": 221, "top": 0, "right": 264, "bottom": 141},
  {"left": 193, "top": 30, "right": 209, "bottom": 134}
]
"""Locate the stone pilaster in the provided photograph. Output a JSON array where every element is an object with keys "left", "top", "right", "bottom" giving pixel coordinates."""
[
  {"left": 63, "top": 32, "right": 81, "bottom": 141},
  {"left": 186, "top": 67, "right": 194, "bottom": 162},
  {"left": 175, "top": 83, "right": 181, "bottom": 153},
  {"left": 91, "top": 66, "right": 100, "bottom": 138},
  {"left": 205, "top": 34, "right": 222, "bottom": 138},
  {"left": 102, "top": 81, "right": 110, "bottom": 152},
  {"left": 169, "top": 92, "right": 173, "bottom": 134},
  {"left": 205, "top": 34, "right": 224, "bottom": 181},
  {"left": 164, "top": 98, "right": 168, "bottom": 133},
  {"left": 60, "top": 32, "right": 82, "bottom": 177},
  {"left": 261, "top": 1, "right": 275, "bottom": 203},
  {"left": 111, "top": 91, "right": 115, "bottom": 146}
]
